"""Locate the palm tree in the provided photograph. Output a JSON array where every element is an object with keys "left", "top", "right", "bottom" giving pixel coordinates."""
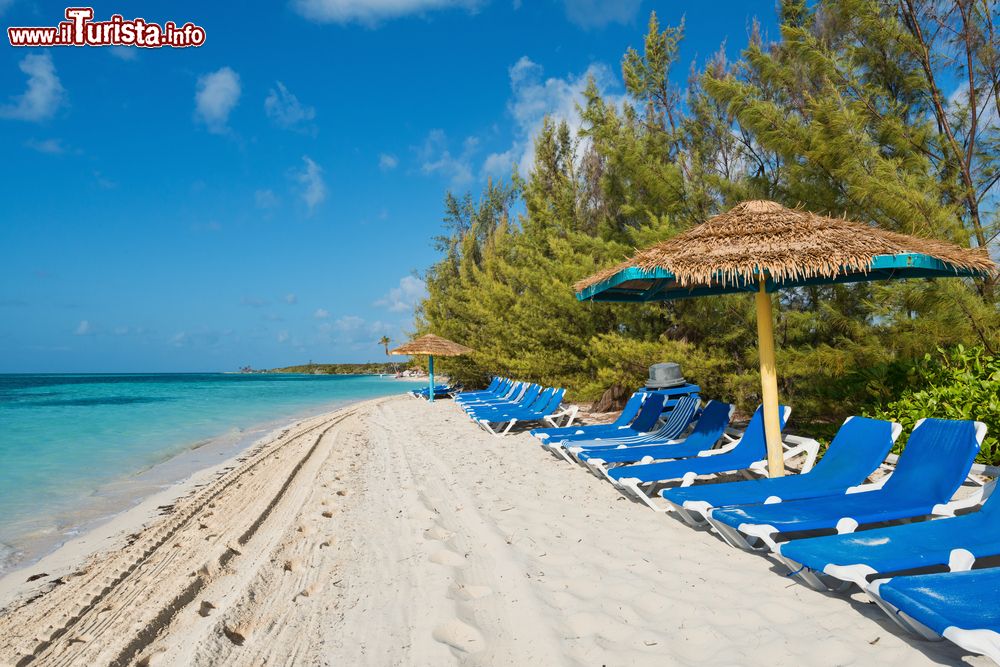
[{"left": 377, "top": 336, "right": 397, "bottom": 374}]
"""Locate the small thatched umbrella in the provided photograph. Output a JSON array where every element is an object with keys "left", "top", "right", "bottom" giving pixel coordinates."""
[
  {"left": 576, "top": 200, "right": 996, "bottom": 476},
  {"left": 390, "top": 334, "right": 474, "bottom": 402}
]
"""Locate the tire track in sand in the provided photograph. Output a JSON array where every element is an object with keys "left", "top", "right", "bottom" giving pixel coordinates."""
[{"left": 0, "top": 406, "right": 357, "bottom": 667}]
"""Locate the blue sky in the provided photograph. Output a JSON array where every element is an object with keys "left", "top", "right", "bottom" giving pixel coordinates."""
[{"left": 0, "top": 0, "right": 777, "bottom": 372}]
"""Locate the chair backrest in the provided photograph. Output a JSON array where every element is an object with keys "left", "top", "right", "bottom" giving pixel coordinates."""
[
  {"left": 680, "top": 400, "right": 733, "bottom": 451},
  {"left": 507, "top": 382, "right": 528, "bottom": 401},
  {"left": 485, "top": 377, "right": 501, "bottom": 393},
  {"left": 808, "top": 416, "right": 896, "bottom": 484},
  {"left": 535, "top": 388, "right": 565, "bottom": 415},
  {"left": 651, "top": 395, "right": 701, "bottom": 439},
  {"left": 735, "top": 404, "right": 790, "bottom": 457},
  {"left": 497, "top": 380, "right": 519, "bottom": 400},
  {"left": 526, "top": 387, "right": 555, "bottom": 411},
  {"left": 612, "top": 392, "right": 647, "bottom": 427},
  {"left": 517, "top": 384, "right": 542, "bottom": 406},
  {"left": 629, "top": 392, "right": 667, "bottom": 432},
  {"left": 883, "top": 418, "right": 982, "bottom": 502}
]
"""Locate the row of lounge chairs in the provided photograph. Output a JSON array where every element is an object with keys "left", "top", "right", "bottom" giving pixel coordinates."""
[
  {"left": 530, "top": 391, "right": 998, "bottom": 663},
  {"left": 456, "top": 377, "right": 578, "bottom": 436}
]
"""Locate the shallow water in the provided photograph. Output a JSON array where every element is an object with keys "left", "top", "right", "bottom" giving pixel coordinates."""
[{"left": 0, "top": 373, "right": 421, "bottom": 571}]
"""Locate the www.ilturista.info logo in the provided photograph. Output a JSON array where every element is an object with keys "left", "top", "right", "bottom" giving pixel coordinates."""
[{"left": 8, "top": 8, "right": 206, "bottom": 48}]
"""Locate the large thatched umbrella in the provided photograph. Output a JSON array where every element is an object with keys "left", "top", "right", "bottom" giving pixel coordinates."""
[
  {"left": 390, "top": 334, "right": 474, "bottom": 402},
  {"left": 576, "top": 200, "right": 996, "bottom": 476}
]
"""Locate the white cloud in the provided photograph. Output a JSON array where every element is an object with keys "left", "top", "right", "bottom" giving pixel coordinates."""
[
  {"left": 482, "top": 56, "right": 621, "bottom": 179},
  {"left": 376, "top": 275, "right": 428, "bottom": 313},
  {"left": 25, "top": 138, "right": 65, "bottom": 154},
  {"left": 195, "top": 67, "right": 241, "bottom": 134},
  {"left": 949, "top": 82, "right": 999, "bottom": 130},
  {"left": 169, "top": 332, "right": 188, "bottom": 347},
  {"left": 292, "top": 0, "right": 480, "bottom": 25},
  {"left": 418, "top": 130, "right": 479, "bottom": 186},
  {"left": 109, "top": 46, "right": 137, "bottom": 61},
  {"left": 481, "top": 148, "right": 515, "bottom": 177},
  {"left": 264, "top": 82, "right": 316, "bottom": 130},
  {"left": 562, "top": 0, "right": 641, "bottom": 29},
  {"left": 284, "top": 293, "right": 298, "bottom": 304},
  {"left": 0, "top": 53, "right": 65, "bottom": 122},
  {"left": 74, "top": 320, "right": 92, "bottom": 335},
  {"left": 295, "top": 156, "right": 327, "bottom": 215},
  {"left": 335, "top": 315, "right": 366, "bottom": 332},
  {"left": 255, "top": 188, "right": 279, "bottom": 209},
  {"left": 94, "top": 170, "right": 118, "bottom": 189},
  {"left": 277, "top": 330, "right": 290, "bottom": 343},
  {"left": 379, "top": 152, "right": 399, "bottom": 171},
  {"left": 314, "top": 308, "right": 330, "bottom": 319},
  {"left": 112, "top": 325, "right": 149, "bottom": 337}
]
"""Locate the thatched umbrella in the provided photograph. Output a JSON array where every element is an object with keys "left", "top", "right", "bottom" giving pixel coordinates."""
[
  {"left": 390, "top": 334, "right": 474, "bottom": 402},
  {"left": 576, "top": 200, "right": 996, "bottom": 476}
]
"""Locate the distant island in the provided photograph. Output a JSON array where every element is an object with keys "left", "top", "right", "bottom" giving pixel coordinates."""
[{"left": 243, "top": 362, "right": 419, "bottom": 376}]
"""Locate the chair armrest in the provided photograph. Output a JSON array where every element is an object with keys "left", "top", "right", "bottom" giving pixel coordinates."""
[
  {"left": 697, "top": 438, "right": 741, "bottom": 457},
  {"left": 846, "top": 473, "right": 892, "bottom": 494},
  {"left": 781, "top": 435, "right": 820, "bottom": 473},
  {"left": 933, "top": 479, "right": 996, "bottom": 517},
  {"left": 544, "top": 405, "right": 578, "bottom": 428}
]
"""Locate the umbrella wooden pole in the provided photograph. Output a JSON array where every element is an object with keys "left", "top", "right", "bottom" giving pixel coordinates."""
[
  {"left": 755, "top": 281, "right": 785, "bottom": 477},
  {"left": 428, "top": 355, "right": 435, "bottom": 403}
]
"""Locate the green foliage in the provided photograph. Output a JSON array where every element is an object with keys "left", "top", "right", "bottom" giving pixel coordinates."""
[{"left": 868, "top": 347, "right": 1000, "bottom": 465}]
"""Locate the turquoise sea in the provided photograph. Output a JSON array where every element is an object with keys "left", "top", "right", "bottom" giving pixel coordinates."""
[{"left": 0, "top": 373, "right": 421, "bottom": 572}]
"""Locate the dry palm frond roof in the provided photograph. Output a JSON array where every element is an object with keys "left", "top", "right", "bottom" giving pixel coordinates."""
[
  {"left": 575, "top": 200, "right": 996, "bottom": 293},
  {"left": 390, "top": 334, "right": 474, "bottom": 357}
]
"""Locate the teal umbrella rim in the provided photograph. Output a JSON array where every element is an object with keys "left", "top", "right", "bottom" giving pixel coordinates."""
[{"left": 576, "top": 252, "right": 991, "bottom": 303}]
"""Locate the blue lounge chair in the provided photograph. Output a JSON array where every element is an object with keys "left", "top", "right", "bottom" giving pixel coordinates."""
[
  {"left": 777, "top": 469, "right": 994, "bottom": 592},
  {"left": 868, "top": 569, "right": 1000, "bottom": 662},
  {"left": 478, "top": 388, "right": 572, "bottom": 436},
  {"left": 607, "top": 405, "right": 794, "bottom": 511},
  {"left": 458, "top": 379, "right": 522, "bottom": 406},
  {"left": 461, "top": 381, "right": 528, "bottom": 408},
  {"left": 454, "top": 377, "right": 504, "bottom": 403},
  {"left": 410, "top": 383, "right": 459, "bottom": 400},
  {"left": 575, "top": 400, "right": 733, "bottom": 470},
  {"left": 708, "top": 419, "right": 986, "bottom": 552},
  {"left": 531, "top": 391, "right": 647, "bottom": 441},
  {"left": 661, "top": 416, "right": 899, "bottom": 526},
  {"left": 464, "top": 383, "right": 539, "bottom": 417},
  {"left": 543, "top": 392, "right": 669, "bottom": 460},
  {"left": 542, "top": 394, "right": 672, "bottom": 463},
  {"left": 561, "top": 395, "right": 702, "bottom": 455},
  {"left": 473, "top": 386, "right": 554, "bottom": 418},
  {"left": 542, "top": 392, "right": 667, "bottom": 454}
]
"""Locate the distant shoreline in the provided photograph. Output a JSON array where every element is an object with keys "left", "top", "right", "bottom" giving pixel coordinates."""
[{"left": 253, "top": 362, "right": 415, "bottom": 375}]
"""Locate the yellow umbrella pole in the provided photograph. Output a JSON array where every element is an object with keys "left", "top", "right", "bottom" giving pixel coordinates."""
[{"left": 755, "top": 280, "right": 785, "bottom": 477}]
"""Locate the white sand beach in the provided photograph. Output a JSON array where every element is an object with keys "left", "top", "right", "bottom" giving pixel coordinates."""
[{"left": 0, "top": 395, "right": 987, "bottom": 666}]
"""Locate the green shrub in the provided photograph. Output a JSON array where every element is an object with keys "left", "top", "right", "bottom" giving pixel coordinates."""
[{"left": 867, "top": 346, "right": 1000, "bottom": 465}]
